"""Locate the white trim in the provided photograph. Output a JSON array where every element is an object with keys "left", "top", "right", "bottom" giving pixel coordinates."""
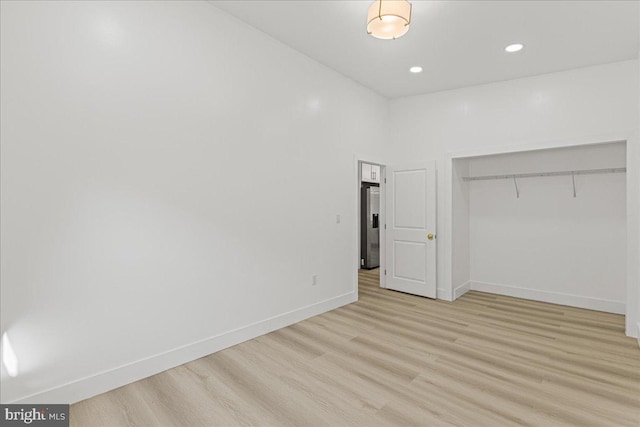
[
  {"left": 453, "top": 281, "right": 471, "bottom": 300},
  {"left": 470, "top": 281, "right": 625, "bottom": 314},
  {"left": 436, "top": 288, "right": 452, "bottom": 301},
  {"left": 378, "top": 164, "right": 387, "bottom": 288},
  {"left": 624, "top": 131, "right": 640, "bottom": 338},
  {"left": 446, "top": 133, "right": 631, "bottom": 159},
  {"left": 9, "top": 292, "right": 357, "bottom": 404}
]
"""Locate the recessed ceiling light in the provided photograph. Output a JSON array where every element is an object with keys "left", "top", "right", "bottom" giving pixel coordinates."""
[
  {"left": 409, "top": 66, "right": 423, "bottom": 73},
  {"left": 505, "top": 43, "right": 524, "bottom": 53}
]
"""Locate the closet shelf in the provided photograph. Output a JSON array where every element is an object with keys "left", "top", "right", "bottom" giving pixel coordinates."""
[{"left": 462, "top": 167, "right": 626, "bottom": 182}]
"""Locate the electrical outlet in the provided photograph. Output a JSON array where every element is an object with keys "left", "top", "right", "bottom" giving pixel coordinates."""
[{"left": 311, "top": 274, "right": 318, "bottom": 286}]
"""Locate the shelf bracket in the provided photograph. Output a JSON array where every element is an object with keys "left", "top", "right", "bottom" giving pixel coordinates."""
[
  {"left": 513, "top": 175, "right": 520, "bottom": 199},
  {"left": 571, "top": 172, "right": 576, "bottom": 198}
]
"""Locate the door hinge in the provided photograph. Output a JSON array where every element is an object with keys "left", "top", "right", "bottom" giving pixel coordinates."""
[
  {"left": 384, "top": 224, "right": 387, "bottom": 229},
  {"left": 384, "top": 178, "right": 387, "bottom": 183},
  {"left": 384, "top": 269, "right": 387, "bottom": 275}
]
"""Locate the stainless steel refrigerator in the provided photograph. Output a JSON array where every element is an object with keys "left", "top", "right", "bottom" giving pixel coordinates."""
[{"left": 361, "top": 183, "right": 380, "bottom": 269}]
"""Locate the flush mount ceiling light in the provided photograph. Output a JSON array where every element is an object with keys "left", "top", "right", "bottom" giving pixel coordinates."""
[
  {"left": 505, "top": 43, "right": 524, "bottom": 53},
  {"left": 367, "top": 0, "right": 412, "bottom": 40},
  {"left": 409, "top": 66, "right": 422, "bottom": 73}
]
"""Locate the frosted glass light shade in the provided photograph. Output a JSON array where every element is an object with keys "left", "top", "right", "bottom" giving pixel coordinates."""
[{"left": 367, "top": 0, "right": 412, "bottom": 40}]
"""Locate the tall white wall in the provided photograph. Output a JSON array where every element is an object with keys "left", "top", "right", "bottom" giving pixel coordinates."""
[
  {"left": 388, "top": 60, "right": 639, "bottom": 335},
  {"left": 466, "top": 143, "right": 627, "bottom": 313},
  {"left": 0, "top": 1, "right": 388, "bottom": 403}
]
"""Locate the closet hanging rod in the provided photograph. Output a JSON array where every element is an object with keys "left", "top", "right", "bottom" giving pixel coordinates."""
[{"left": 462, "top": 167, "right": 626, "bottom": 182}]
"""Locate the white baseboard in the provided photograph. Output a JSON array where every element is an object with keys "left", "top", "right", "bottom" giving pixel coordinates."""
[
  {"left": 469, "top": 281, "right": 625, "bottom": 314},
  {"left": 10, "top": 292, "right": 357, "bottom": 405},
  {"left": 437, "top": 288, "right": 453, "bottom": 301},
  {"left": 453, "top": 281, "right": 471, "bottom": 300}
]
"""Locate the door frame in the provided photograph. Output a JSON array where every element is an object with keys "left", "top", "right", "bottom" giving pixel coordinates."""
[{"left": 354, "top": 155, "right": 386, "bottom": 297}]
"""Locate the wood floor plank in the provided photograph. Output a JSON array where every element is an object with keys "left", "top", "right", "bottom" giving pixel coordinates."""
[{"left": 71, "top": 269, "right": 640, "bottom": 426}]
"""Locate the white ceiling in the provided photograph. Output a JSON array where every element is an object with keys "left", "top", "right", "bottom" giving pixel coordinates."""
[{"left": 211, "top": 1, "right": 639, "bottom": 99}]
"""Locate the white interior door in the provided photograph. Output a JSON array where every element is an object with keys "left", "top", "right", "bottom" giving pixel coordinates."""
[{"left": 385, "top": 162, "right": 437, "bottom": 298}]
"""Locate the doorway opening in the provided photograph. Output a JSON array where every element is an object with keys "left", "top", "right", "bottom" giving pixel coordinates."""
[
  {"left": 357, "top": 161, "right": 385, "bottom": 292},
  {"left": 361, "top": 164, "right": 381, "bottom": 270}
]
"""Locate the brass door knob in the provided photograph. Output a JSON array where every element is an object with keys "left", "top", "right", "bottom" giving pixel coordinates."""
[{"left": 427, "top": 233, "right": 434, "bottom": 240}]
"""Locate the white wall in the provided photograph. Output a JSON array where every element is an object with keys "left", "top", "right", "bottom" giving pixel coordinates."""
[
  {"left": 388, "top": 60, "right": 639, "bottom": 334},
  {"left": 0, "top": 1, "right": 388, "bottom": 403},
  {"left": 463, "top": 143, "right": 626, "bottom": 313}
]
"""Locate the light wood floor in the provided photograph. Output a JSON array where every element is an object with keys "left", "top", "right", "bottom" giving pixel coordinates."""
[{"left": 72, "top": 269, "right": 640, "bottom": 426}]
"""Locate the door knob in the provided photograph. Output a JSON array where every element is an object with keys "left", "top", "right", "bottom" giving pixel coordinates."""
[{"left": 427, "top": 233, "right": 435, "bottom": 240}]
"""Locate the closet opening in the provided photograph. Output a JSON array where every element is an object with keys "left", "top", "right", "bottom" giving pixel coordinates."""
[{"left": 450, "top": 141, "right": 627, "bottom": 314}]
